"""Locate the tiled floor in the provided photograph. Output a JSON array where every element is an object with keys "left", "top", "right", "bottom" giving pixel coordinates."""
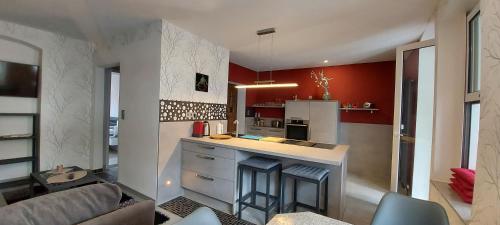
[{"left": 342, "top": 175, "right": 389, "bottom": 225}]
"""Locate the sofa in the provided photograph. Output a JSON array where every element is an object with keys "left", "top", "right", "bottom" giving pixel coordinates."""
[{"left": 0, "top": 183, "right": 155, "bottom": 225}]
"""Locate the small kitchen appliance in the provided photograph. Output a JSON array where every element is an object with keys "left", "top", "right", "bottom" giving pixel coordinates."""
[
  {"left": 285, "top": 119, "right": 309, "bottom": 141},
  {"left": 203, "top": 121, "right": 211, "bottom": 136},
  {"left": 192, "top": 121, "right": 204, "bottom": 137}
]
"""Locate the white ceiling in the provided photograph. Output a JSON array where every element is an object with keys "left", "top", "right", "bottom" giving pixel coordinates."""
[{"left": 0, "top": 0, "right": 438, "bottom": 70}]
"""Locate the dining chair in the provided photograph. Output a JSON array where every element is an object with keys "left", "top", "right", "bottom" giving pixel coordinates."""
[{"left": 371, "top": 192, "right": 449, "bottom": 225}]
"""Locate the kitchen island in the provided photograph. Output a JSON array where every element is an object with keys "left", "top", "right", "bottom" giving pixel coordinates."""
[{"left": 180, "top": 137, "right": 349, "bottom": 220}]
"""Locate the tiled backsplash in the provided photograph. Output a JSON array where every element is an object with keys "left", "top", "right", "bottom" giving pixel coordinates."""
[{"left": 159, "top": 100, "right": 227, "bottom": 122}]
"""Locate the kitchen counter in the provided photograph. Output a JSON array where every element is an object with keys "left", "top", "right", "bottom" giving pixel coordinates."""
[
  {"left": 181, "top": 137, "right": 348, "bottom": 166},
  {"left": 180, "top": 136, "right": 349, "bottom": 219}
]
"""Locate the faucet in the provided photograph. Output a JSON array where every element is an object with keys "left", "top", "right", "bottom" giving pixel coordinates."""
[{"left": 233, "top": 120, "right": 239, "bottom": 137}]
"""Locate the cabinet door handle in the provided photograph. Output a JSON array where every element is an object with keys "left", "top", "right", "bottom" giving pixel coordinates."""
[
  {"left": 196, "top": 154, "right": 215, "bottom": 160},
  {"left": 269, "top": 129, "right": 282, "bottom": 132},
  {"left": 196, "top": 174, "right": 214, "bottom": 181},
  {"left": 251, "top": 128, "right": 262, "bottom": 131},
  {"left": 199, "top": 145, "right": 215, "bottom": 150}
]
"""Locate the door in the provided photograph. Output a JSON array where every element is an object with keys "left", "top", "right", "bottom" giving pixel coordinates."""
[
  {"left": 227, "top": 83, "right": 238, "bottom": 133},
  {"left": 391, "top": 40, "right": 436, "bottom": 199}
]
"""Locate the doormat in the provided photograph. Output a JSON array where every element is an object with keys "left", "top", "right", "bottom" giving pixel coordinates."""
[{"left": 160, "top": 196, "right": 254, "bottom": 225}]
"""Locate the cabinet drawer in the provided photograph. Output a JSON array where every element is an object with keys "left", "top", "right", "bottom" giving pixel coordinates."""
[
  {"left": 182, "top": 141, "right": 235, "bottom": 159},
  {"left": 182, "top": 169, "right": 234, "bottom": 203},
  {"left": 182, "top": 150, "right": 235, "bottom": 181}
]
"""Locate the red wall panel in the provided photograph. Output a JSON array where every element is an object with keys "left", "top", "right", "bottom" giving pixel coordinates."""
[{"left": 229, "top": 61, "right": 396, "bottom": 125}]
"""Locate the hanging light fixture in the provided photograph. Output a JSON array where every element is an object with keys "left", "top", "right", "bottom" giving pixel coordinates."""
[{"left": 235, "top": 28, "right": 298, "bottom": 89}]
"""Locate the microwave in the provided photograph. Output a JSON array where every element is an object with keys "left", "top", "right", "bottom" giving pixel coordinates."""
[{"left": 285, "top": 119, "right": 309, "bottom": 141}]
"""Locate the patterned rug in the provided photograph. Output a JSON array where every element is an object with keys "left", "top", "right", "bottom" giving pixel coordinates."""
[{"left": 160, "top": 196, "right": 255, "bottom": 225}]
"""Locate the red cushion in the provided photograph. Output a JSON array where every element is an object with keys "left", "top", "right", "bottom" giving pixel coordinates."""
[
  {"left": 451, "top": 176, "right": 474, "bottom": 191},
  {"left": 451, "top": 168, "right": 475, "bottom": 185},
  {"left": 450, "top": 178, "right": 473, "bottom": 197},
  {"left": 449, "top": 183, "right": 473, "bottom": 204}
]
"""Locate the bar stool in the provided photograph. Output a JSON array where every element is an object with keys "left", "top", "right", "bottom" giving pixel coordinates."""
[
  {"left": 280, "top": 164, "right": 329, "bottom": 215},
  {"left": 238, "top": 156, "right": 281, "bottom": 223}
]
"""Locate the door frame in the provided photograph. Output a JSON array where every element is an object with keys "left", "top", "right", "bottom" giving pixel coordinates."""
[
  {"left": 390, "top": 39, "right": 436, "bottom": 192},
  {"left": 103, "top": 66, "right": 120, "bottom": 169},
  {"left": 228, "top": 81, "right": 246, "bottom": 135}
]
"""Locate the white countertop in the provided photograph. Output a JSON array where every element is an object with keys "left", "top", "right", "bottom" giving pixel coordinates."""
[{"left": 181, "top": 137, "right": 349, "bottom": 166}]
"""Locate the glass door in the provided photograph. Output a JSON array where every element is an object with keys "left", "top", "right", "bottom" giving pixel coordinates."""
[{"left": 391, "top": 40, "right": 436, "bottom": 199}]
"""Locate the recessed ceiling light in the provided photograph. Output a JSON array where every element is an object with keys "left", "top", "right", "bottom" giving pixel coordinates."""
[{"left": 323, "top": 60, "right": 329, "bottom": 63}]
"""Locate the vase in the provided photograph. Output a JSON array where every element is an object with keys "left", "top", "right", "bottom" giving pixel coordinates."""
[{"left": 322, "top": 91, "right": 331, "bottom": 100}]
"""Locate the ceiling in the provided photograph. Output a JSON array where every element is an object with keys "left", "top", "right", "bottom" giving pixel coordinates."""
[{"left": 0, "top": 0, "right": 438, "bottom": 70}]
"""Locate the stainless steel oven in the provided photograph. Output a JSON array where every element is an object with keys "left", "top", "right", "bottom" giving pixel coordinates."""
[{"left": 285, "top": 119, "right": 309, "bottom": 141}]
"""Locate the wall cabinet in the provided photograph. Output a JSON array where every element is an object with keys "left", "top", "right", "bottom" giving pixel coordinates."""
[
  {"left": 309, "top": 101, "right": 340, "bottom": 144},
  {"left": 285, "top": 101, "right": 310, "bottom": 120},
  {"left": 285, "top": 100, "right": 339, "bottom": 144}
]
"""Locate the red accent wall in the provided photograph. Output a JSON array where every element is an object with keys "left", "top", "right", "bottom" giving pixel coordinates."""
[
  {"left": 228, "top": 63, "right": 258, "bottom": 107},
  {"left": 229, "top": 61, "right": 396, "bottom": 125}
]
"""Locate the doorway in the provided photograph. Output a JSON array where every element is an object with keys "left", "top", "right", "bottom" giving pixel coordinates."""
[
  {"left": 391, "top": 40, "right": 436, "bottom": 200},
  {"left": 227, "top": 83, "right": 238, "bottom": 134},
  {"left": 104, "top": 66, "right": 120, "bottom": 172}
]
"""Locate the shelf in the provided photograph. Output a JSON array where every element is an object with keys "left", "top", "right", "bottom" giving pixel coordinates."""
[
  {"left": 0, "top": 113, "right": 37, "bottom": 116},
  {"left": 340, "top": 108, "right": 379, "bottom": 114},
  {"left": 0, "top": 157, "right": 35, "bottom": 166},
  {"left": 0, "top": 136, "right": 35, "bottom": 141},
  {"left": 0, "top": 177, "right": 31, "bottom": 189},
  {"left": 251, "top": 105, "right": 285, "bottom": 108}
]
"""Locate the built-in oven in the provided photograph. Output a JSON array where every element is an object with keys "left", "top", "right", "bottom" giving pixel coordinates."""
[{"left": 285, "top": 119, "right": 309, "bottom": 141}]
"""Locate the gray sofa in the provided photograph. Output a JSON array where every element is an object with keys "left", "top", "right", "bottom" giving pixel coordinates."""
[{"left": 0, "top": 183, "right": 155, "bottom": 225}]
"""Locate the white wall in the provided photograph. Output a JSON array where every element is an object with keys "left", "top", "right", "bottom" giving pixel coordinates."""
[
  {"left": 110, "top": 22, "right": 162, "bottom": 199},
  {"left": 431, "top": 0, "right": 471, "bottom": 182},
  {"left": 0, "top": 20, "right": 96, "bottom": 172},
  {"left": 340, "top": 122, "right": 393, "bottom": 187},
  {"left": 109, "top": 72, "right": 120, "bottom": 118},
  {"left": 157, "top": 20, "right": 229, "bottom": 203}
]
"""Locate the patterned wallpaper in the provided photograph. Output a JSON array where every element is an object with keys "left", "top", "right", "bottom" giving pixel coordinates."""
[
  {"left": 159, "top": 20, "right": 229, "bottom": 104},
  {"left": 0, "top": 21, "right": 96, "bottom": 170},
  {"left": 159, "top": 100, "right": 227, "bottom": 122},
  {"left": 471, "top": 1, "right": 500, "bottom": 224}
]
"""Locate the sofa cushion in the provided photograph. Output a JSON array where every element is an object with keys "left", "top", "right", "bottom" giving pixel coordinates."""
[{"left": 0, "top": 183, "right": 121, "bottom": 225}]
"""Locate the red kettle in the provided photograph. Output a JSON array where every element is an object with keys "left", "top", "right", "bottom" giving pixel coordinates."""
[{"left": 192, "top": 121, "right": 204, "bottom": 137}]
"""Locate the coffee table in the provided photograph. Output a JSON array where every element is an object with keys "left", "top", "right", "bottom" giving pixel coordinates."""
[{"left": 30, "top": 166, "right": 102, "bottom": 196}]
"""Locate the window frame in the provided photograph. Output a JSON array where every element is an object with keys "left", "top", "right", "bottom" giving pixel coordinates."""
[{"left": 462, "top": 5, "right": 481, "bottom": 169}]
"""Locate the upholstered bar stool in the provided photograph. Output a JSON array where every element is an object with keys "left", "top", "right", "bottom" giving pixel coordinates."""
[
  {"left": 238, "top": 156, "right": 282, "bottom": 223},
  {"left": 280, "top": 164, "right": 329, "bottom": 215}
]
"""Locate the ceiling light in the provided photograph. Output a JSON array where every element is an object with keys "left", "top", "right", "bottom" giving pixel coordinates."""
[
  {"left": 235, "top": 83, "right": 298, "bottom": 89},
  {"left": 323, "top": 60, "right": 329, "bottom": 63},
  {"left": 236, "top": 28, "right": 299, "bottom": 89}
]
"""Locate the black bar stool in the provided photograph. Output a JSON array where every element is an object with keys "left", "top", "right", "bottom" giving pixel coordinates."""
[
  {"left": 280, "top": 164, "right": 329, "bottom": 215},
  {"left": 238, "top": 157, "right": 281, "bottom": 223}
]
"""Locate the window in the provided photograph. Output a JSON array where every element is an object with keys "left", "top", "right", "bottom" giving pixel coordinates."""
[{"left": 462, "top": 8, "right": 480, "bottom": 170}]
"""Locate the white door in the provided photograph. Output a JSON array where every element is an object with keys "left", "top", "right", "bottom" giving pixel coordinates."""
[
  {"left": 391, "top": 40, "right": 436, "bottom": 200},
  {"left": 309, "top": 101, "right": 339, "bottom": 144}
]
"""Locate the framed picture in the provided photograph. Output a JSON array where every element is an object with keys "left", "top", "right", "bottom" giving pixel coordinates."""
[{"left": 195, "top": 73, "right": 209, "bottom": 92}]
